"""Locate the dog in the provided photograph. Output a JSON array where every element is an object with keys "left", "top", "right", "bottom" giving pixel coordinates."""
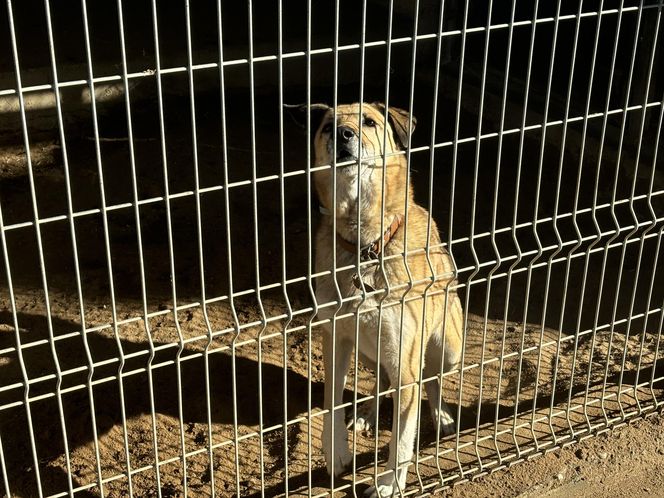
[{"left": 291, "top": 102, "right": 464, "bottom": 497}]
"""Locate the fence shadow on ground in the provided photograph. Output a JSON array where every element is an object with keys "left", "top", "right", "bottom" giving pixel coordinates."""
[
  {"left": 1, "top": 309, "right": 661, "bottom": 497},
  {"left": 0, "top": 310, "right": 322, "bottom": 497}
]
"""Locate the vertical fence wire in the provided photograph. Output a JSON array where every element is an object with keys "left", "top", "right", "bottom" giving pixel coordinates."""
[
  {"left": 372, "top": 0, "right": 395, "bottom": 489},
  {"left": 478, "top": 0, "right": 516, "bottom": 468},
  {"left": 214, "top": 2, "right": 244, "bottom": 496},
  {"left": 182, "top": 1, "right": 218, "bottom": 494},
  {"left": 494, "top": 0, "right": 539, "bottom": 466},
  {"left": 554, "top": 0, "right": 586, "bottom": 440},
  {"left": 614, "top": 0, "right": 660, "bottom": 418},
  {"left": 327, "top": 0, "right": 346, "bottom": 492},
  {"left": 276, "top": 2, "right": 296, "bottom": 493},
  {"left": 635, "top": 87, "right": 664, "bottom": 409},
  {"left": 426, "top": 2, "right": 451, "bottom": 483},
  {"left": 6, "top": 1, "right": 75, "bottom": 496},
  {"left": 633, "top": 223, "right": 663, "bottom": 413},
  {"left": 414, "top": 0, "right": 448, "bottom": 485},
  {"left": 304, "top": 1, "right": 317, "bottom": 495},
  {"left": 519, "top": 0, "right": 562, "bottom": 455},
  {"left": 0, "top": 212, "right": 43, "bottom": 496},
  {"left": 622, "top": 204, "right": 658, "bottom": 413},
  {"left": 184, "top": 0, "right": 219, "bottom": 493},
  {"left": 42, "top": 0, "right": 107, "bottom": 493},
  {"left": 570, "top": 0, "right": 606, "bottom": 436},
  {"left": 583, "top": 0, "right": 626, "bottom": 428},
  {"left": 242, "top": 1, "right": 267, "bottom": 493},
  {"left": 599, "top": 0, "right": 645, "bottom": 423},
  {"left": 149, "top": 0, "right": 182, "bottom": 495},
  {"left": 465, "top": 0, "right": 494, "bottom": 471},
  {"left": 545, "top": 0, "right": 585, "bottom": 442},
  {"left": 0, "top": 116, "right": 43, "bottom": 498},
  {"left": 350, "top": 2, "right": 368, "bottom": 495},
  {"left": 79, "top": 0, "right": 132, "bottom": 492},
  {"left": 116, "top": 0, "right": 163, "bottom": 494},
  {"left": 185, "top": 0, "right": 216, "bottom": 493},
  {"left": 450, "top": 0, "right": 470, "bottom": 475},
  {"left": 392, "top": 0, "right": 419, "bottom": 493}
]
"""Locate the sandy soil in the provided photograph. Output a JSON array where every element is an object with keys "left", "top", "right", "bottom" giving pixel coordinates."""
[
  {"left": 1, "top": 285, "right": 662, "bottom": 497},
  {"left": 448, "top": 414, "right": 664, "bottom": 498}
]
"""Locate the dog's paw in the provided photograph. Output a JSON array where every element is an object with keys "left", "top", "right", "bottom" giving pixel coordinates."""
[
  {"left": 363, "top": 476, "right": 402, "bottom": 497},
  {"left": 364, "top": 470, "right": 406, "bottom": 497},
  {"left": 364, "top": 484, "right": 395, "bottom": 498},
  {"left": 347, "top": 402, "right": 377, "bottom": 434},
  {"left": 431, "top": 406, "right": 456, "bottom": 436}
]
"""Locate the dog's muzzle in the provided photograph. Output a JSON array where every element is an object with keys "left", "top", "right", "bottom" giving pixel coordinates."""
[{"left": 334, "top": 125, "right": 359, "bottom": 163}]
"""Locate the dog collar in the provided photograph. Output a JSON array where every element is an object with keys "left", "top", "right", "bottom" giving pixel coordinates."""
[
  {"left": 319, "top": 205, "right": 331, "bottom": 216},
  {"left": 337, "top": 214, "right": 404, "bottom": 261}
]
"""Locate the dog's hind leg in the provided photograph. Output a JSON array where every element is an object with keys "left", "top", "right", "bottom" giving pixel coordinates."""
[
  {"left": 423, "top": 333, "right": 456, "bottom": 436},
  {"left": 423, "top": 298, "right": 463, "bottom": 436},
  {"left": 322, "top": 330, "right": 353, "bottom": 477}
]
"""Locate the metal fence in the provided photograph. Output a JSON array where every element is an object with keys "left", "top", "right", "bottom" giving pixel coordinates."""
[{"left": 0, "top": 0, "right": 662, "bottom": 496}]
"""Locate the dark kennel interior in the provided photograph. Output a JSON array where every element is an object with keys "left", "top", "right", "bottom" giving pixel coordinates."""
[{"left": 1, "top": 0, "right": 661, "bottom": 327}]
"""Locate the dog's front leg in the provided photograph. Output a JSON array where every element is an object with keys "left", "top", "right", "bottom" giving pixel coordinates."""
[
  {"left": 322, "top": 329, "right": 353, "bottom": 477},
  {"left": 348, "top": 365, "right": 389, "bottom": 434},
  {"left": 365, "top": 370, "right": 419, "bottom": 498}
]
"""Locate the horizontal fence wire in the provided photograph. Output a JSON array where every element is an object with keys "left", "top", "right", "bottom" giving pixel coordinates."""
[
  {"left": 0, "top": 4, "right": 659, "bottom": 98},
  {"left": 0, "top": 223, "right": 662, "bottom": 400},
  {"left": 0, "top": 202, "right": 661, "bottom": 356},
  {"left": 0, "top": 102, "right": 661, "bottom": 233},
  {"left": 0, "top": 0, "right": 663, "bottom": 497}
]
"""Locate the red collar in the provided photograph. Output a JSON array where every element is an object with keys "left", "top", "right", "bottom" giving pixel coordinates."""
[{"left": 336, "top": 214, "right": 404, "bottom": 261}]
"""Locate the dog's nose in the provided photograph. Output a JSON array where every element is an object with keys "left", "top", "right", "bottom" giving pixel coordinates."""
[{"left": 337, "top": 126, "right": 355, "bottom": 143}]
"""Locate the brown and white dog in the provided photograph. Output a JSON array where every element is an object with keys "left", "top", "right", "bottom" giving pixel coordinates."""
[{"left": 293, "top": 102, "right": 463, "bottom": 497}]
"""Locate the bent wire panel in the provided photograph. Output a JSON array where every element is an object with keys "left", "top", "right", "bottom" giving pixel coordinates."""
[{"left": 0, "top": 0, "right": 662, "bottom": 497}]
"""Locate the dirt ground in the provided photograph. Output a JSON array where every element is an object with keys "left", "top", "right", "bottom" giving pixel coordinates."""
[
  {"left": 448, "top": 414, "right": 664, "bottom": 498},
  {"left": 1, "top": 283, "right": 662, "bottom": 497}
]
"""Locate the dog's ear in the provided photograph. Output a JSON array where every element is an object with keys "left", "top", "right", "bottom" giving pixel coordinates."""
[
  {"left": 372, "top": 103, "right": 417, "bottom": 149},
  {"left": 284, "top": 103, "right": 331, "bottom": 132}
]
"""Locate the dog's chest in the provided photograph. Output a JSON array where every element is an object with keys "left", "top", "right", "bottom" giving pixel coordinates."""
[
  {"left": 315, "top": 228, "right": 405, "bottom": 352},
  {"left": 315, "top": 245, "right": 384, "bottom": 313}
]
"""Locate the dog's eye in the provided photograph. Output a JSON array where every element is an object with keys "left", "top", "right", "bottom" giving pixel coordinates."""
[
  {"left": 321, "top": 123, "right": 332, "bottom": 133},
  {"left": 364, "top": 118, "right": 376, "bottom": 127}
]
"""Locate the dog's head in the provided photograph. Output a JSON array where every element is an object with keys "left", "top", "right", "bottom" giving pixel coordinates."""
[{"left": 289, "top": 102, "right": 417, "bottom": 218}]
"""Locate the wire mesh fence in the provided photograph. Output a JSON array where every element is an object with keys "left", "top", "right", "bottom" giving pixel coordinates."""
[{"left": 0, "top": 0, "right": 662, "bottom": 496}]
